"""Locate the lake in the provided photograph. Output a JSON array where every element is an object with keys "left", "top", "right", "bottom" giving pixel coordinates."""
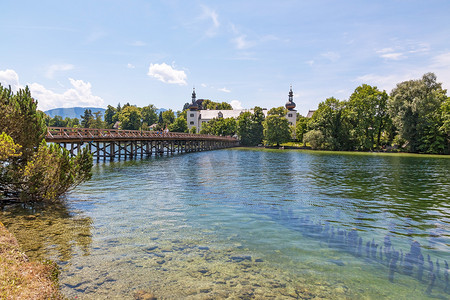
[{"left": 1, "top": 148, "right": 449, "bottom": 299}]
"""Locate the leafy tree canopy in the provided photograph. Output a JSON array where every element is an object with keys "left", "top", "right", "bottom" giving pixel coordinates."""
[{"left": 0, "top": 84, "right": 93, "bottom": 203}]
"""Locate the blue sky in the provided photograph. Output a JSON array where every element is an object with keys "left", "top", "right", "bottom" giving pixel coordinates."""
[{"left": 1, "top": 0, "right": 449, "bottom": 116}]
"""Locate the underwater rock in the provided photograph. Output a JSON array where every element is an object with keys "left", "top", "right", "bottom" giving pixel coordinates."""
[
  {"left": 328, "top": 259, "right": 345, "bottom": 266},
  {"left": 230, "top": 255, "right": 252, "bottom": 262},
  {"left": 144, "top": 246, "right": 158, "bottom": 252},
  {"left": 134, "top": 290, "right": 157, "bottom": 300}
]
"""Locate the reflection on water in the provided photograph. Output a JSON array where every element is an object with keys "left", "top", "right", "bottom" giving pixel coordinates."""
[
  {"left": 1, "top": 149, "right": 449, "bottom": 299},
  {"left": 0, "top": 202, "right": 92, "bottom": 262}
]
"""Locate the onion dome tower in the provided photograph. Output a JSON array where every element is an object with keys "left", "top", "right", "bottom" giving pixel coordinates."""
[
  {"left": 285, "top": 85, "right": 296, "bottom": 111},
  {"left": 188, "top": 87, "right": 199, "bottom": 110}
]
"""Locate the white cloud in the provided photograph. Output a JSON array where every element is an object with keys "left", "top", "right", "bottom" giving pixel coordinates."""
[
  {"left": 147, "top": 63, "right": 187, "bottom": 85},
  {"left": 230, "top": 100, "right": 242, "bottom": 109},
  {"left": 30, "top": 78, "right": 104, "bottom": 111},
  {"left": 218, "top": 87, "right": 231, "bottom": 93},
  {"left": 46, "top": 64, "right": 74, "bottom": 79},
  {"left": 0, "top": 68, "right": 105, "bottom": 111},
  {"left": 377, "top": 48, "right": 395, "bottom": 54},
  {"left": 432, "top": 52, "right": 450, "bottom": 66},
  {"left": 380, "top": 52, "right": 405, "bottom": 60},
  {"left": 306, "top": 60, "right": 314, "bottom": 66},
  {"left": 127, "top": 63, "right": 135, "bottom": 69},
  {"left": 232, "top": 35, "right": 255, "bottom": 50},
  {"left": 201, "top": 83, "right": 207, "bottom": 88},
  {"left": 0, "top": 69, "right": 21, "bottom": 91},
  {"left": 321, "top": 51, "right": 340, "bottom": 62},
  {"left": 200, "top": 5, "right": 220, "bottom": 37}
]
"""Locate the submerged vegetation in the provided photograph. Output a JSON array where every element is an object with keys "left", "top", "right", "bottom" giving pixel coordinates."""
[{"left": 0, "top": 84, "right": 93, "bottom": 203}]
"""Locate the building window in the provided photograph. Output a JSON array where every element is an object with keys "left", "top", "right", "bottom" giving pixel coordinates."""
[
  {"left": 288, "top": 113, "right": 293, "bottom": 117},
  {"left": 190, "top": 114, "right": 194, "bottom": 117},
  {"left": 190, "top": 121, "right": 194, "bottom": 125}
]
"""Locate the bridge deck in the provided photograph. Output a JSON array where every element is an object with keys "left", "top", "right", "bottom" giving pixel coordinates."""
[{"left": 45, "top": 127, "right": 237, "bottom": 143}]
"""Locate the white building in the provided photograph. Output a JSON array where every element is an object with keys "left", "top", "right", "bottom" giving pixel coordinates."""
[{"left": 187, "top": 87, "right": 297, "bottom": 133}]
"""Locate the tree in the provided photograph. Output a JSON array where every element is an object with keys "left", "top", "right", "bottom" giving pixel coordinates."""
[
  {"left": 251, "top": 107, "right": 265, "bottom": 145},
  {"left": 169, "top": 116, "right": 188, "bottom": 133},
  {"left": 190, "top": 126, "right": 197, "bottom": 134},
  {"left": 0, "top": 132, "right": 21, "bottom": 161},
  {"left": 295, "top": 116, "right": 308, "bottom": 145},
  {"left": 118, "top": 106, "right": 142, "bottom": 130},
  {"left": 0, "top": 84, "right": 93, "bottom": 202},
  {"left": 441, "top": 97, "right": 450, "bottom": 154},
  {"left": 308, "top": 98, "right": 352, "bottom": 150},
  {"left": 389, "top": 73, "right": 448, "bottom": 153},
  {"left": 91, "top": 111, "right": 105, "bottom": 128},
  {"left": 200, "top": 117, "right": 237, "bottom": 136},
  {"left": 201, "top": 100, "right": 233, "bottom": 110},
  {"left": 263, "top": 107, "right": 291, "bottom": 147},
  {"left": 104, "top": 105, "right": 117, "bottom": 128},
  {"left": 142, "top": 105, "right": 158, "bottom": 127},
  {"left": 80, "top": 109, "right": 94, "bottom": 128},
  {"left": 237, "top": 107, "right": 265, "bottom": 146},
  {"left": 348, "top": 84, "right": 389, "bottom": 150},
  {"left": 49, "top": 115, "right": 67, "bottom": 127},
  {"left": 162, "top": 110, "right": 176, "bottom": 127},
  {"left": 237, "top": 111, "right": 253, "bottom": 145},
  {"left": 303, "top": 129, "right": 324, "bottom": 149}
]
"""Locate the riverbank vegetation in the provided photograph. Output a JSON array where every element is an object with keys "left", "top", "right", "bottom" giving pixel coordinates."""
[{"left": 0, "top": 84, "right": 93, "bottom": 203}]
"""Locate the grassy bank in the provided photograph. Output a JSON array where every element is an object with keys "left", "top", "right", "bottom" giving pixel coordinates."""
[{"left": 0, "top": 222, "right": 63, "bottom": 299}]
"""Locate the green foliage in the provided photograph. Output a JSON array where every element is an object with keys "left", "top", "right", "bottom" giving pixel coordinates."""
[
  {"left": 389, "top": 72, "right": 448, "bottom": 153},
  {"left": 91, "top": 111, "right": 106, "bottom": 128},
  {"left": 190, "top": 126, "right": 197, "bottom": 134},
  {"left": 104, "top": 105, "right": 117, "bottom": 128},
  {"left": 303, "top": 129, "right": 325, "bottom": 150},
  {"left": 295, "top": 116, "right": 308, "bottom": 144},
  {"left": 0, "top": 84, "right": 93, "bottom": 203},
  {"left": 80, "top": 109, "right": 94, "bottom": 128},
  {"left": 141, "top": 105, "right": 158, "bottom": 127},
  {"left": 348, "top": 84, "right": 389, "bottom": 150},
  {"left": 308, "top": 98, "right": 352, "bottom": 150},
  {"left": 237, "top": 107, "right": 265, "bottom": 146},
  {"left": 200, "top": 118, "right": 237, "bottom": 136},
  {"left": 201, "top": 100, "right": 233, "bottom": 110},
  {"left": 0, "top": 132, "right": 22, "bottom": 161},
  {"left": 263, "top": 107, "right": 291, "bottom": 146},
  {"left": 168, "top": 116, "right": 188, "bottom": 133},
  {"left": 21, "top": 142, "right": 92, "bottom": 202},
  {"left": 118, "top": 106, "right": 142, "bottom": 130},
  {"left": 162, "top": 110, "right": 176, "bottom": 127},
  {"left": 47, "top": 115, "right": 80, "bottom": 128}
]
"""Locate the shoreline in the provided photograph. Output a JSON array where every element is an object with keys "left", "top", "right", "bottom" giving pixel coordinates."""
[{"left": 0, "top": 222, "right": 63, "bottom": 299}]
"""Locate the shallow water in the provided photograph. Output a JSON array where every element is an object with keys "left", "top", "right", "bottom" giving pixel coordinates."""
[{"left": 1, "top": 149, "right": 449, "bottom": 299}]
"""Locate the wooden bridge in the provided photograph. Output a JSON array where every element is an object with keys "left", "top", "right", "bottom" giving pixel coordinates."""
[{"left": 45, "top": 127, "right": 239, "bottom": 161}]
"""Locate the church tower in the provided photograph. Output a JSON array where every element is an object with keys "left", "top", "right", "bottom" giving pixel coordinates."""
[
  {"left": 187, "top": 88, "right": 200, "bottom": 133},
  {"left": 285, "top": 86, "right": 297, "bottom": 128}
]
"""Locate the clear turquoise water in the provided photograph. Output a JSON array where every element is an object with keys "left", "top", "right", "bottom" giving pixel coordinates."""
[{"left": 2, "top": 149, "right": 449, "bottom": 299}]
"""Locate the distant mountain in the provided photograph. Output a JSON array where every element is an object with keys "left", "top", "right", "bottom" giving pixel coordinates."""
[{"left": 44, "top": 107, "right": 106, "bottom": 119}]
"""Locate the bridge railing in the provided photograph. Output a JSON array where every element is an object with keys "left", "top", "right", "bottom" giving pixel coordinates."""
[{"left": 46, "top": 127, "right": 238, "bottom": 142}]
